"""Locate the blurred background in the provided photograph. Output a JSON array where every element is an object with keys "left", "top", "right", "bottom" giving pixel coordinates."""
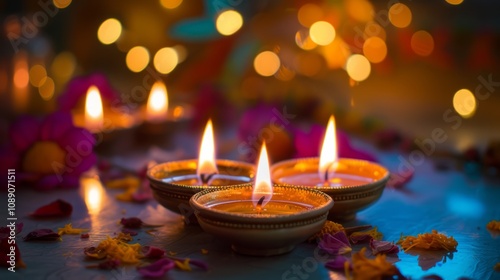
[{"left": 1, "top": 0, "right": 499, "bottom": 155}]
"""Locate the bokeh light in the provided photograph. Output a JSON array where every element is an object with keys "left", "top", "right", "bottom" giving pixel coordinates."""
[
  {"left": 216, "top": 10, "right": 243, "bottom": 36},
  {"left": 453, "top": 89, "right": 476, "bottom": 118},
  {"left": 14, "top": 66, "right": 29, "bottom": 88},
  {"left": 275, "top": 66, "right": 295, "bottom": 81},
  {"left": 160, "top": 0, "right": 183, "bottom": 9},
  {"left": 364, "top": 21, "right": 386, "bottom": 41},
  {"left": 346, "top": 0, "right": 374, "bottom": 22},
  {"left": 126, "top": 46, "right": 150, "bottom": 72},
  {"left": 29, "top": 65, "right": 47, "bottom": 87},
  {"left": 389, "top": 3, "right": 412, "bottom": 28},
  {"left": 173, "top": 45, "right": 188, "bottom": 63},
  {"left": 321, "top": 38, "right": 351, "bottom": 69},
  {"left": 445, "top": 0, "right": 464, "bottom": 5},
  {"left": 309, "top": 21, "right": 336, "bottom": 46},
  {"left": 53, "top": 0, "right": 71, "bottom": 9},
  {"left": 38, "top": 77, "right": 55, "bottom": 101},
  {"left": 51, "top": 52, "right": 76, "bottom": 81},
  {"left": 154, "top": 47, "right": 179, "bottom": 74},
  {"left": 363, "top": 37, "right": 387, "bottom": 63},
  {"left": 254, "top": 51, "right": 280, "bottom": 77},
  {"left": 295, "top": 30, "right": 317, "bottom": 50},
  {"left": 346, "top": 54, "right": 371, "bottom": 82},
  {"left": 97, "top": 18, "right": 122, "bottom": 45},
  {"left": 297, "top": 4, "right": 323, "bottom": 27},
  {"left": 411, "top": 30, "right": 434, "bottom": 56}
]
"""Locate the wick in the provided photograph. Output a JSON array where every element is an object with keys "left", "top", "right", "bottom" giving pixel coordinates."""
[
  {"left": 199, "top": 172, "right": 217, "bottom": 185},
  {"left": 256, "top": 196, "right": 265, "bottom": 215},
  {"left": 323, "top": 162, "right": 335, "bottom": 183}
]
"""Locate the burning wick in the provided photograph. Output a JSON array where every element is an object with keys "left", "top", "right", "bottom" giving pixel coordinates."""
[
  {"left": 323, "top": 161, "right": 339, "bottom": 186},
  {"left": 199, "top": 172, "right": 218, "bottom": 185},
  {"left": 256, "top": 196, "right": 265, "bottom": 214}
]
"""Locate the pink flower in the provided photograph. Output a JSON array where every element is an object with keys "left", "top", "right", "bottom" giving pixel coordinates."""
[
  {"left": 1, "top": 112, "right": 96, "bottom": 190},
  {"left": 137, "top": 258, "right": 175, "bottom": 278},
  {"left": 58, "top": 73, "right": 121, "bottom": 111},
  {"left": 318, "top": 231, "right": 352, "bottom": 255},
  {"left": 370, "top": 239, "right": 400, "bottom": 255}
]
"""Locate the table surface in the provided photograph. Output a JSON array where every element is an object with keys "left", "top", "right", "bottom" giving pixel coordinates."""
[{"left": 1, "top": 139, "right": 500, "bottom": 280}]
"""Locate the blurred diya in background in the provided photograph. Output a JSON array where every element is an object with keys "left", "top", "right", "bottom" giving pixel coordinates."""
[
  {"left": 190, "top": 142, "right": 333, "bottom": 256},
  {"left": 137, "top": 81, "right": 193, "bottom": 146},
  {"left": 148, "top": 120, "right": 255, "bottom": 222},
  {"left": 271, "top": 115, "right": 390, "bottom": 221}
]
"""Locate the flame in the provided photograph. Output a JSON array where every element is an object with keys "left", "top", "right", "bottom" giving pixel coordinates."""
[
  {"left": 252, "top": 142, "right": 273, "bottom": 209},
  {"left": 146, "top": 81, "right": 168, "bottom": 122},
  {"left": 85, "top": 85, "right": 103, "bottom": 132},
  {"left": 197, "top": 119, "right": 218, "bottom": 183},
  {"left": 83, "top": 177, "right": 104, "bottom": 215},
  {"left": 319, "top": 115, "right": 338, "bottom": 181}
]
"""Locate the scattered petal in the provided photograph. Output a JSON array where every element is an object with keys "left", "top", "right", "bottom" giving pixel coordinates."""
[
  {"left": 142, "top": 246, "right": 165, "bottom": 258},
  {"left": 370, "top": 239, "right": 400, "bottom": 255},
  {"left": 318, "top": 231, "right": 352, "bottom": 255},
  {"left": 352, "top": 248, "right": 405, "bottom": 280},
  {"left": 58, "top": 223, "right": 88, "bottom": 236},
  {"left": 30, "top": 199, "right": 73, "bottom": 218},
  {"left": 350, "top": 227, "right": 383, "bottom": 244},
  {"left": 120, "top": 217, "right": 143, "bottom": 228},
  {"left": 84, "top": 236, "right": 142, "bottom": 264},
  {"left": 175, "top": 258, "right": 192, "bottom": 271},
  {"left": 324, "top": 255, "right": 351, "bottom": 271},
  {"left": 387, "top": 169, "right": 414, "bottom": 189},
  {"left": 398, "top": 230, "right": 458, "bottom": 252},
  {"left": 84, "top": 247, "right": 106, "bottom": 259},
  {"left": 137, "top": 258, "right": 175, "bottom": 278},
  {"left": 187, "top": 258, "right": 209, "bottom": 271},
  {"left": 81, "top": 233, "right": 90, "bottom": 239},
  {"left": 487, "top": 220, "right": 500, "bottom": 231},
  {"left": 24, "top": 229, "right": 60, "bottom": 241}
]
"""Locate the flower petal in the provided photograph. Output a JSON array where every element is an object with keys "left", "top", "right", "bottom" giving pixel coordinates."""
[
  {"left": 370, "top": 239, "right": 400, "bottom": 255},
  {"left": 34, "top": 175, "right": 61, "bottom": 191},
  {"left": 120, "top": 217, "right": 143, "bottom": 228},
  {"left": 350, "top": 227, "right": 383, "bottom": 244},
  {"left": 30, "top": 199, "right": 73, "bottom": 218},
  {"left": 84, "top": 247, "right": 106, "bottom": 259},
  {"left": 23, "top": 229, "right": 60, "bottom": 241},
  {"left": 137, "top": 258, "right": 175, "bottom": 278},
  {"left": 40, "top": 112, "right": 74, "bottom": 141},
  {"left": 9, "top": 116, "right": 39, "bottom": 152},
  {"left": 0, "top": 238, "right": 25, "bottom": 268},
  {"left": 70, "top": 153, "right": 97, "bottom": 176},
  {"left": 325, "top": 255, "right": 351, "bottom": 271},
  {"left": 0, "top": 222, "right": 23, "bottom": 239},
  {"left": 142, "top": 246, "right": 165, "bottom": 258},
  {"left": 318, "top": 231, "right": 352, "bottom": 255},
  {"left": 57, "top": 127, "right": 96, "bottom": 155}
]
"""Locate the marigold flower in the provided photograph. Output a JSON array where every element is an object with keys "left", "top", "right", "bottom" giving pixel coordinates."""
[
  {"left": 487, "top": 220, "right": 500, "bottom": 231},
  {"left": 397, "top": 230, "right": 457, "bottom": 252},
  {"left": 351, "top": 248, "right": 405, "bottom": 280}
]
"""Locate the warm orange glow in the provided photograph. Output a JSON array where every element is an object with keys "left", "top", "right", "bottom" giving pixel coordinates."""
[
  {"left": 83, "top": 177, "right": 104, "bottom": 215},
  {"left": 38, "top": 77, "right": 55, "bottom": 101},
  {"left": 295, "top": 30, "right": 317, "bottom": 50},
  {"left": 14, "top": 66, "right": 29, "bottom": 88},
  {"left": 53, "top": 0, "right": 71, "bottom": 9},
  {"left": 309, "top": 21, "right": 336, "bottom": 46},
  {"left": 363, "top": 37, "right": 387, "bottom": 63},
  {"left": 197, "top": 120, "right": 218, "bottom": 183},
  {"left": 389, "top": 3, "right": 412, "bottom": 28},
  {"left": 146, "top": 81, "right": 168, "bottom": 122},
  {"left": 321, "top": 38, "right": 351, "bottom": 69},
  {"left": 29, "top": 64, "right": 47, "bottom": 87},
  {"left": 411, "top": 30, "right": 434, "bottom": 56},
  {"left": 254, "top": 51, "right": 280, "bottom": 77},
  {"left": 154, "top": 47, "right": 178, "bottom": 74},
  {"left": 346, "top": 54, "right": 371, "bottom": 82},
  {"left": 346, "top": 0, "right": 374, "bottom": 22},
  {"left": 126, "top": 46, "right": 150, "bottom": 72},
  {"left": 160, "top": 0, "right": 183, "bottom": 9},
  {"left": 364, "top": 22, "right": 386, "bottom": 41},
  {"left": 319, "top": 116, "right": 338, "bottom": 181},
  {"left": 453, "top": 89, "right": 476, "bottom": 118},
  {"left": 216, "top": 10, "right": 243, "bottom": 36},
  {"left": 252, "top": 142, "right": 273, "bottom": 209},
  {"left": 297, "top": 3, "right": 323, "bottom": 27},
  {"left": 85, "top": 86, "right": 103, "bottom": 132},
  {"left": 445, "top": 0, "right": 463, "bottom": 5},
  {"left": 97, "top": 18, "right": 122, "bottom": 45},
  {"left": 51, "top": 52, "right": 76, "bottom": 81}
]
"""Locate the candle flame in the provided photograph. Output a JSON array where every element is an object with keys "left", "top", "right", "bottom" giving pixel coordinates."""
[
  {"left": 85, "top": 85, "right": 103, "bottom": 132},
  {"left": 83, "top": 177, "right": 104, "bottom": 215},
  {"left": 197, "top": 119, "right": 218, "bottom": 184},
  {"left": 146, "top": 81, "right": 168, "bottom": 122},
  {"left": 252, "top": 142, "right": 273, "bottom": 209},
  {"left": 319, "top": 115, "right": 338, "bottom": 182}
]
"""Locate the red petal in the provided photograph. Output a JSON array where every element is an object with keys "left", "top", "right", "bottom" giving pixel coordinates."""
[
  {"left": 318, "top": 231, "right": 352, "bottom": 255},
  {"left": 142, "top": 246, "right": 165, "bottom": 258},
  {"left": 30, "top": 199, "right": 73, "bottom": 218},
  {"left": 23, "top": 229, "right": 60, "bottom": 241},
  {"left": 120, "top": 217, "right": 143, "bottom": 228},
  {"left": 137, "top": 258, "right": 175, "bottom": 278}
]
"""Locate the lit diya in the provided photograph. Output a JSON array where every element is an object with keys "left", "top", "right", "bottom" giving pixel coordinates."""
[
  {"left": 271, "top": 115, "right": 389, "bottom": 221},
  {"left": 190, "top": 142, "right": 333, "bottom": 256},
  {"left": 137, "top": 81, "right": 192, "bottom": 147},
  {"left": 148, "top": 120, "right": 255, "bottom": 222}
]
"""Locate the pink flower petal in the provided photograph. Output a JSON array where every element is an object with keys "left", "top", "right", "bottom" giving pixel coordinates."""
[
  {"left": 120, "top": 217, "right": 143, "bottom": 228},
  {"left": 9, "top": 116, "right": 39, "bottom": 152},
  {"left": 349, "top": 232, "right": 373, "bottom": 244},
  {"left": 324, "top": 255, "right": 352, "bottom": 271},
  {"left": 142, "top": 246, "right": 166, "bottom": 258},
  {"left": 57, "top": 127, "right": 96, "bottom": 155},
  {"left": 70, "top": 153, "right": 97, "bottom": 175},
  {"left": 23, "top": 229, "right": 60, "bottom": 241},
  {"left": 40, "top": 112, "right": 74, "bottom": 141},
  {"left": 318, "top": 231, "right": 352, "bottom": 255},
  {"left": 34, "top": 175, "right": 61, "bottom": 191},
  {"left": 137, "top": 258, "right": 175, "bottom": 278},
  {"left": 370, "top": 239, "right": 400, "bottom": 255},
  {"left": 387, "top": 169, "right": 414, "bottom": 189},
  {"left": 30, "top": 199, "right": 73, "bottom": 218}
]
